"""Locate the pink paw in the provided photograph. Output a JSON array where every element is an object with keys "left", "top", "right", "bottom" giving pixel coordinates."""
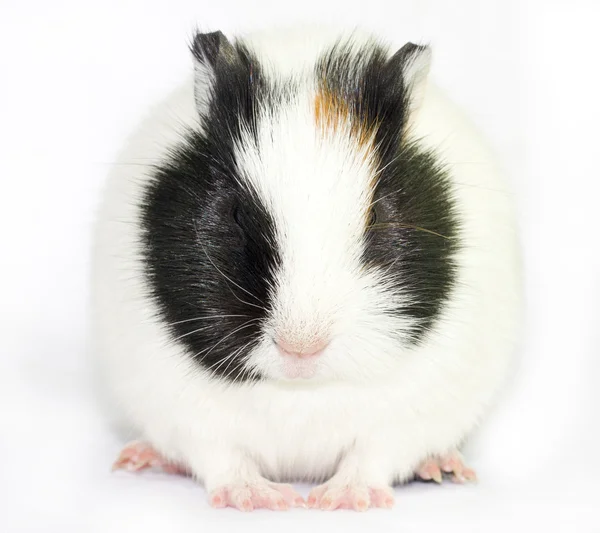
[
  {"left": 416, "top": 451, "right": 477, "bottom": 484},
  {"left": 307, "top": 483, "right": 394, "bottom": 511},
  {"left": 209, "top": 481, "right": 305, "bottom": 512},
  {"left": 112, "top": 440, "right": 188, "bottom": 475}
]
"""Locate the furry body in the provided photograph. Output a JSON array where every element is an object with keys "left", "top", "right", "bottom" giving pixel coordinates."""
[{"left": 91, "top": 27, "right": 521, "bottom": 505}]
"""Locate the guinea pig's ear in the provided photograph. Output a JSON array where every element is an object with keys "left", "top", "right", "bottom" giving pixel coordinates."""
[
  {"left": 388, "top": 43, "right": 432, "bottom": 122},
  {"left": 190, "top": 30, "right": 237, "bottom": 115}
]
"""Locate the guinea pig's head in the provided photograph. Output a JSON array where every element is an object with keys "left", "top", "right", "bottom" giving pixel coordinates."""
[{"left": 141, "top": 30, "right": 459, "bottom": 384}]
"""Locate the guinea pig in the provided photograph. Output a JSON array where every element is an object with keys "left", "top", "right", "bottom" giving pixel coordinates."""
[{"left": 91, "top": 26, "right": 522, "bottom": 511}]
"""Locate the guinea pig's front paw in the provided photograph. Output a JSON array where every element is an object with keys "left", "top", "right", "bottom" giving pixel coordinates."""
[
  {"left": 416, "top": 450, "right": 477, "bottom": 484},
  {"left": 209, "top": 480, "right": 305, "bottom": 511},
  {"left": 307, "top": 482, "right": 394, "bottom": 511}
]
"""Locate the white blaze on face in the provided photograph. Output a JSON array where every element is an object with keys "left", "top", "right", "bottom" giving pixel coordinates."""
[{"left": 233, "top": 80, "right": 387, "bottom": 367}]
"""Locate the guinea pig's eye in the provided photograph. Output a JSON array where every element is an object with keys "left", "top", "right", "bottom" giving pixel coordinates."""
[
  {"left": 233, "top": 203, "right": 250, "bottom": 233},
  {"left": 233, "top": 203, "right": 244, "bottom": 228},
  {"left": 368, "top": 208, "right": 377, "bottom": 226}
]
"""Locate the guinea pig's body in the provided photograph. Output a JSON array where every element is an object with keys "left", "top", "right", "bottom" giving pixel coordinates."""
[{"left": 92, "top": 27, "right": 521, "bottom": 511}]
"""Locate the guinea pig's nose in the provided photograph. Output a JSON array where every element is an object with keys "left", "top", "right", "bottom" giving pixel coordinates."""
[{"left": 275, "top": 338, "right": 329, "bottom": 358}]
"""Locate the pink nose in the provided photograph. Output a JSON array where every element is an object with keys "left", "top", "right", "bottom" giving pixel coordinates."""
[{"left": 275, "top": 338, "right": 329, "bottom": 359}]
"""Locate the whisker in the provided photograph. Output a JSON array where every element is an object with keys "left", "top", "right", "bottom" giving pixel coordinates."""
[
  {"left": 371, "top": 148, "right": 417, "bottom": 179},
  {"left": 367, "top": 187, "right": 400, "bottom": 209},
  {"left": 220, "top": 340, "right": 255, "bottom": 378},
  {"left": 169, "top": 323, "right": 234, "bottom": 343},
  {"left": 368, "top": 222, "right": 452, "bottom": 240},
  {"left": 225, "top": 285, "right": 268, "bottom": 312},
  {"left": 230, "top": 358, "right": 259, "bottom": 385},
  {"left": 161, "top": 314, "right": 249, "bottom": 328},
  {"left": 193, "top": 319, "right": 261, "bottom": 361},
  {"left": 205, "top": 340, "right": 251, "bottom": 374}
]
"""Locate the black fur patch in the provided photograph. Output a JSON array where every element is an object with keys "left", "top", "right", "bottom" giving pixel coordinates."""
[
  {"left": 139, "top": 36, "right": 280, "bottom": 382},
  {"left": 317, "top": 40, "right": 460, "bottom": 343},
  {"left": 364, "top": 142, "right": 460, "bottom": 342}
]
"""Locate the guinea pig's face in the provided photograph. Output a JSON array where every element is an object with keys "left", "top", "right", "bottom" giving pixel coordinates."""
[{"left": 141, "top": 33, "right": 459, "bottom": 383}]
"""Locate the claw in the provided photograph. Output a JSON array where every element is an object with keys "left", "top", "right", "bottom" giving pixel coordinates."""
[{"left": 416, "top": 451, "right": 476, "bottom": 485}]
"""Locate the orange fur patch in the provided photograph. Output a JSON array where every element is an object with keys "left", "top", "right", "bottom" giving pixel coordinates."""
[
  {"left": 314, "top": 85, "right": 379, "bottom": 225},
  {"left": 314, "top": 86, "right": 376, "bottom": 150}
]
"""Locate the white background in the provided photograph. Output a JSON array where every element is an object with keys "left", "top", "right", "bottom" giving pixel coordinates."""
[{"left": 1, "top": 0, "right": 599, "bottom": 531}]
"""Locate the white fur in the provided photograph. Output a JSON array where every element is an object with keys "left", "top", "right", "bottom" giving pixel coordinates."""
[{"left": 91, "top": 28, "right": 522, "bottom": 491}]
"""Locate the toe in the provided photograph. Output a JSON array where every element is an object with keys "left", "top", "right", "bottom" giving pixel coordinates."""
[
  {"left": 348, "top": 487, "right": 371, "bottom": 512},
  {"left": 369, "top": 487, "right": 395, "bottom": 509},
  {"left": 351, "top": 496, "right": 369, "bottom": 512},
  {"left": 113, "top": 450, "right": 151, "bottom": 472},
  {"left": 257, "top": 486, "right": 289, "bottom": 510},
  {"left": 268, "top": 483, "right": 305, "bottom": 508},
  {"left": 318, "top": 486, "right": 348, "bottom": 511},
  {"left": 209, "top": 488, "right": 228, "bottom": 509},
  {"left": 318, "top": 492, "right": 337, "bottom": 511},
  {"left": 229, "top": 486, "right": 254, "bottom": 512},
  {"left": 462, "top": 467, "right": 477, "bottom": 482},
  {"left": 440, "top": 452, "right": 460, "bottom": 473},
  {"left": 307, "top": 485, "right": 328, "bottom": 508},
  {"left": 417, "top": 461, "right": 443, "bottom": 483},
  {"left": 451, "top": 466, "right": 477, "bottom": 484}
]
